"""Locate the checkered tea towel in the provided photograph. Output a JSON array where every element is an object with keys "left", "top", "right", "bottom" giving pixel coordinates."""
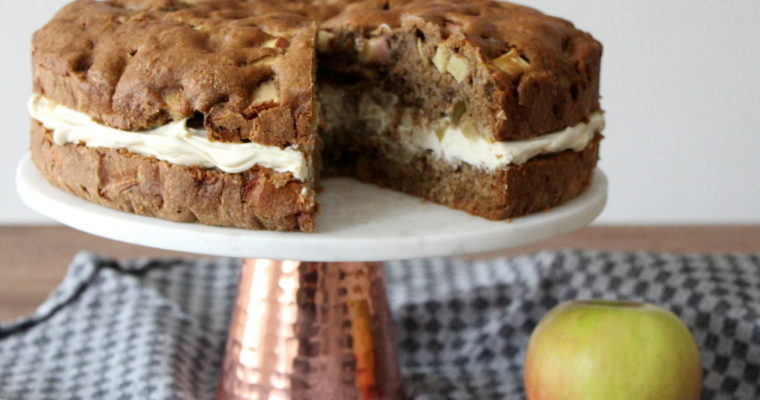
[{"left": 1, "top": 251, "right": 758, "bottom": 400}]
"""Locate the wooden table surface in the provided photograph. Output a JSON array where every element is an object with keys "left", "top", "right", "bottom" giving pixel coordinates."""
[{"left": 2, "top": 225, "right": 759, "bottom": 322}]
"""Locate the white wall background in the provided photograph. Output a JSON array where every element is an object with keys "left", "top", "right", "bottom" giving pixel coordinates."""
[{"left": 1, "top": 0, "right": 759, "bottom": 225}]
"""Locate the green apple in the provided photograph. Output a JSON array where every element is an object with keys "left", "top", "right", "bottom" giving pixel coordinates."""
[{"left": 524, "top": 300, "right": 702, "bottom": 400}]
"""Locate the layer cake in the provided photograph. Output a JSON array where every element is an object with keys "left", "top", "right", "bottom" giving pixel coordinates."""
[{"left": 29, "top": 0, "right": 604, "bottom": 232}]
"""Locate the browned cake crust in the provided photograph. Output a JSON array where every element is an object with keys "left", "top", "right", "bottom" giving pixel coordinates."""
[
  {"left": 317, "top": 0, "right": 602, "bottom": 141},
  {"left": 32, "top": 0, "right": 318, "bottom": 147},
  {"left": 30, "top": 122, "right": 317, "bottom": 231}
]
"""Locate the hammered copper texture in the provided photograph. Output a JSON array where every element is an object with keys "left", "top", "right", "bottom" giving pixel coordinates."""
[{"left": 216, "top": 260, "right": 403, "bottom": 400}]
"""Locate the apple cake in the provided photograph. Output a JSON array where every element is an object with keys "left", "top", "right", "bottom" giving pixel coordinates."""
[{"left": 29, "top": 0, "right": 604, "bottom": 232}]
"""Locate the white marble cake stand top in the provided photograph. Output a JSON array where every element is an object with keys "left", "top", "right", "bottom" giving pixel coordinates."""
[{"left": 17, "top": 154, "right": 607, "bottom": 261}]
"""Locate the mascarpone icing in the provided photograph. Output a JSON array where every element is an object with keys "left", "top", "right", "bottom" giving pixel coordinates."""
[{"left": 398, "top": 112, "right": 605, "bottom": 169}]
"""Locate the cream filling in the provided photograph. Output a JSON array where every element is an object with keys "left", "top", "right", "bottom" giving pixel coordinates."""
[
  {"left": 28, "top": 95, "right": 310, "bottom": 180},
  {"left": 30, "top": 91, "right": 603, "bottom": 181},
  {"left": 397, "top": 111, "right": 605, "bottom": 169}
]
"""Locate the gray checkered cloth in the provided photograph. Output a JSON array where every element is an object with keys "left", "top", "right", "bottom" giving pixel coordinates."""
[{"left": 1, "top": 251, "right": 758, "bottom": 399}]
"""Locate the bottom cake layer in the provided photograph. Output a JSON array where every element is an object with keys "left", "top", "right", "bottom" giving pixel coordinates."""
[
  {"left": 326, "top": 133, "right": 602, "bottom": 220},
  {"left": 31, "top": 119, "right": 600, "bottom": 231},
  {"left": 30, "top": 122, "right": 318, "bottom": 232}
]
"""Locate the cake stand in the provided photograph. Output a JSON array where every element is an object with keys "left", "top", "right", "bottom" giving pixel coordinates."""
[{"left": 16, "top": 155, "right": 607, "bottom": 399}]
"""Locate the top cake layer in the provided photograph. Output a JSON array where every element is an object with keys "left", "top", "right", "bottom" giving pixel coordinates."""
[
  {"left": 34, "top": 0, "right": 601, "bottom": 145},
  {"left": 33, "top": 0, "right": 601, "bottom": 145},
  {"left": 32, "top": 0, "right": 318, "bottom": 148},
  {"left": 313, "top": 0, "right": 601, "bottom": 141}
]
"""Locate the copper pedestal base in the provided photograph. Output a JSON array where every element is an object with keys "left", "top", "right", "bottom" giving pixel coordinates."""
[{"left": 217, "top": 259, "right": 403, "bottom": 400}]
